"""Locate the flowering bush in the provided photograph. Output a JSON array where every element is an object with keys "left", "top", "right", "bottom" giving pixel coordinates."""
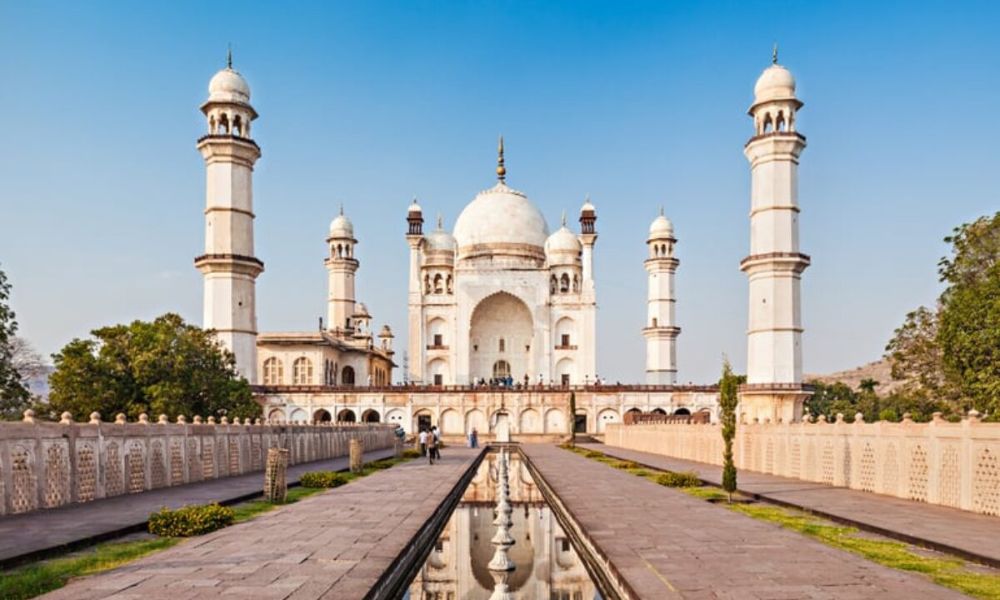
[
  {"left": 299, "top": 471, "right": 347, "bottom": 488},
  {"left": 148, "top": 503, "right": 234, "bottom": 537}
]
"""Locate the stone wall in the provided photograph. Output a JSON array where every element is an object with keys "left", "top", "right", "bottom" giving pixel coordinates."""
[
  {"left": 605, "top": 412, "right": 1000, "bottom": 517},
  {"left": 0, "top": 412, "right": 395, "bottom": 516}
]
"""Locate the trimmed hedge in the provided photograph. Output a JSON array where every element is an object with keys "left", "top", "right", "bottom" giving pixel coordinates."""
[
  {"left": 401, "top": 449, "right": 422, "bottom": 459},
  {"left": 148, "top": 503, "right": 234, "bottom": 537},
  {"left": 613, "top": 460, "right": 641, "bottom": 470},
  {"left": 299, "top": 471, "right": 348, "bottom": 488},
  {"left": 655, "top": 471, "right": 701, "bottom": 488}
]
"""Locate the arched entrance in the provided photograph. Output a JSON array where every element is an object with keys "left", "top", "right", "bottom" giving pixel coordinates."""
[
  {"left": 674, "top": 407, "right": 691, "bottom": 416},
  {"left": 341, "top": 366, "right": 355, "bottom": 386},
  {"left": 313, "top": 409, "right": 332, "bottom": 423},
  {"left": 470, "top": 292, "right": 533, "bottom": 383},
  {"left": 337, "top": 409, "right": 356, "bottom": 423},
  {"left": 651, "top": 408, "right": 667, "bottom": 415},
  {"left": 361, "top": 409, "right": 380, "bottom": 423}
]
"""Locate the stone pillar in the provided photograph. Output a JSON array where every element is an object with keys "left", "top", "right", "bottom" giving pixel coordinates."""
[
  {"left": 264, "top": 448, "right": 288, "bottom": 503},
  {"left": 349, "top": 438, "right": 363, "bottom": 473}
]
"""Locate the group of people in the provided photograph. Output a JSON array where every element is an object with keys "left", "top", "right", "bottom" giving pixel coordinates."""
[{"left": 418, "top": 426, "right": 442, "bottom": 464}]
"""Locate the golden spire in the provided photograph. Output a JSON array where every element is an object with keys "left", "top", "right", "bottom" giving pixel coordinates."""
[{"left": 496, "top": 135, "right": 506, "bottom": 183}]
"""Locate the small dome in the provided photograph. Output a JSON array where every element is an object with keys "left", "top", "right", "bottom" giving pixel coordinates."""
[
  {"left": 545, "top": 226, "right": 582, "bottom": 255},
  {"left": 453, "top": 182, "right": 549, "bottom": 257},
  {"left": 353, "top": 303, "right": 370, "bottom": 317},
  {"left": 580, "top": 198, "right": 596, "bottom": 214},
  {"left": 329, "top": 212, "right": 354, "bottom": 238},
  {"left": 426, "top": 228, "right": 457, "bottom": 252},
  {"left": 649, "top": 214, "right": 674, "bottom": 238},
  {"left": 378, "top": 324, "right": 394, "bottom": 337},
  {"left": 408, "top": 199, "right": 422, "bottom": 214},
  {"left": 208, "top": 68, "right": 251, "bottom": 104},
  {"left": 753, "top": 64, "right": 796, "bottom": 105}
]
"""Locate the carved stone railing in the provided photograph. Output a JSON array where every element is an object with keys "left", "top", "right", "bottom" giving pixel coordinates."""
[
  {"left": 0, "top": 410, "right": 395, "bottom": 516},
  {"left": 623, "top": 412, "right": 710, "bottom": 425},
  {"left": 605, "top": 411, "right": 1000, "bottom": 517}
]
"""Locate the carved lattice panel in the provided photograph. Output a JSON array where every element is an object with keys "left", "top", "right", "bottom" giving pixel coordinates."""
[
  {"left": 789, "top": 440, "right": 801, "bottom": 478},
  {"left": 939, "top": 444, "right": 961, "bottom": 508},
  {"left": 127, "top": 442, "right": 145, "bottom": 494},
  {"left": 859, "top": 442, "right": 876, "bottom": 492},
  {"left": 187, "top": 439, "right": 201, "bottom": 482},
  {"left": 821, "top": 441, "right": 835, "bottom": 484},
  {"left": 883, "top": 443, "right": 899, "bottom": 495},
  {"left": 842, "top": 441, "right": 852, "bottom": 487},
  {"left": 251, "top": 436, "right": 262, "bottom": 471},
  {"left": 765, "top": 438, "right": 774, "bottom": 473},
  {"left": 76, "top": 444, "right": 97, "bottom": 502},
  {"left": 908, "top": 444, "right": 928, "bottom": 502},
  {"left": 10, "top": 445, "right": 37, "bottom": 514},
  {"left": 201, "top": 438, "right": 215, "bottom": 480},
  {"left": 150, "top": 441, "right": 166, "bottom": 489},
  {"left": 170, "top": 440, "right": 183, "bottom": 485},
  {"left": 973, "top": 447, "right": 999, "bottom": 516},
  {"left": 804, "top": 440, "right": 817, "bottom": 481},
  {"left": 229, "top": 437, "right": 240, "bottom": 474},
  {"left": 104, "top": 442, "right": 123, "bottom": 497},
  {"left": 44, "top": 443, "right": 70, "bottom": 508}
]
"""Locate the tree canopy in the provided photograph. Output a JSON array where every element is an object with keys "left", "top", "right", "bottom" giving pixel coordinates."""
[
  {"left": 0, "top": 265, "right": 31, "bottom": 419},
  {"left": 47, "top": 313, "right": 257, "bottom": 421},
  {"left": 883, "top": 211, "right": 1000, "bottom": 419}
]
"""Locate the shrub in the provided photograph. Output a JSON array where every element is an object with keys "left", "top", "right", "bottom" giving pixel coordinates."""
[
  {"left": 401, "top": 449, "right": 422, "bottom": 459},
  {"left": 148, "top": 503, "right": 234, "bottom": 537},
  {"left": 584, "top": 450, "right": 604, "bottom": 459},
  {"left": 613, "top": 460, "right": 641, "bottom": 470},
  {"left": 366, "top": 460, "right": 394, "bottom": 470},
  {"left": 300, "top": 471, "right": 348, "bottom": 488},
  {"left": 655, "top": 471, "right": 702, "bottom": 488}
]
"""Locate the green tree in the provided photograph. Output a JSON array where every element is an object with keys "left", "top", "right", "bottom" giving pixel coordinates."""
[
  {"left": 0, "top": 265, "right": 31, "bottom": 420},
  {"left": 718, "top": 360, "right": 740, "bottom": 502},
  {"left": 885, "top": 306, "right": 949, "bottom": 401},
  {"left": 804, "top": 381, "right": 858, "bottom": 422},
  {"left": 47, "top": 313, "right": 257, "bottom": 421}
]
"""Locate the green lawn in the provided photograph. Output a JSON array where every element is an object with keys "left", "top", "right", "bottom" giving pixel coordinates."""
[
  {"left": 0, "top": 454, "right": 412, "bottom": 599},
  {"left": 560, "top": 443, "right": 1000, "bottom": 600}
]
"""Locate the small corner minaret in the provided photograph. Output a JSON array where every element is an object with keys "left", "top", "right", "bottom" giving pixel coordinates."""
[
  {"left": 740, "top": 47, "right": 811, "bottom": 423},
  {"left": 195, "top": 53, "right": 263, "bottom": 382},
  {"left": 405, "top": 198, "right": 424, "bottom": 384},
  {"left": 644, "top": 209, "right": 680, "bottom": 384},
  {"left": 325, "top": 206, "right": 359, "bottom": 332}
]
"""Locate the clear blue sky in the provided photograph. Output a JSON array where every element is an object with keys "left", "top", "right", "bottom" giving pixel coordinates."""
[{"left": 1, "top": 1, "right": 998, "bottom": 384}]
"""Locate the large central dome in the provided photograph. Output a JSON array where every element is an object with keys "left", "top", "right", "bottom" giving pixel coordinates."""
[{"left": 453, "top": 182, "right": 549, "bottom": 260}]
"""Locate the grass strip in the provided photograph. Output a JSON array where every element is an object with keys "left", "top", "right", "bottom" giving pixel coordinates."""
[
  {"left": 0, "top": 454, "right": 412, "bottom": 599},
  {"left": 559, "top": 443, "right": 1000, "bottom": 600}
]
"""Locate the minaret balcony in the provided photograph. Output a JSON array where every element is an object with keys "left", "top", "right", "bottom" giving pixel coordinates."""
[
  {"left": 194, "top": 253, "right": 264, "bottom": 276},
  {"left": 739, "top": 251, "right": 810, "bottom": 274}
]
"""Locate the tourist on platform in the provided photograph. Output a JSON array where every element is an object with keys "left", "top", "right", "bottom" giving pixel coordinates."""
[
  {"left": 431, "top": 426, "right": 442, "bottom": 460},
  {"left": 468, "top": 428, "right": 479, "bottom": 449},
  {"left": 427, "top": 428, "right": 438, "bottom": 465},
  {"left": 418, "top": 428, "right": 428, "bottom": 457}
]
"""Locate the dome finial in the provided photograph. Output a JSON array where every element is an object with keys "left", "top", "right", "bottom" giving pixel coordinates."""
[
  {"left": 561, "top": 210, "right": 567, "bottom": 227},
  {"left": 437, "top": 214, "right": 443, "bottom": 230},
  {"left": 339, "top": 203, "right": 344, "bottom": 216},
  {"left": 496, "top": 135, "right": 506, "bottom": 183},
  {"left": 772, "top": 42, "right": 778, "bottom": 65},
  {"left": 659, "top": 205, "right": 664, "bottom": 217},
  {"left": 227, "top": 43, "right": 233, "bottom": 69}
]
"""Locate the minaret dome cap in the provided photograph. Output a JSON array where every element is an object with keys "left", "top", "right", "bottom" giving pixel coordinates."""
[
  {"left": 208, "top": 67, "right": 251, "bottom": 104},
  {"left": 649, "top": 214, "right": 674, "bottom": 238},
  {"left": 753, "top": 63, "right": 797, "bottom": 106},
  {"left": 329, "top": 210, "right": 354, "bottom": 238}
]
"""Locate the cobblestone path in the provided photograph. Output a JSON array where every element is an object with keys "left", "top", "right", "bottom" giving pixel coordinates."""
[
  {"left": 40, "top": 448, "right": 480, "bottom": 600},
  {"left": 0, "top": 447, "right": 397, "bottom": 566},
  {"left": 585, "top": 442, "right": 1000, "bottom": 567},
  {"left": 523, "top": 444, "right": 966, "bottom": 599}
]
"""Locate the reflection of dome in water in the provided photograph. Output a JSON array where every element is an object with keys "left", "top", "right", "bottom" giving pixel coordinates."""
[{"left": 470, "top": 504, "right": 536, "bottom": 591}]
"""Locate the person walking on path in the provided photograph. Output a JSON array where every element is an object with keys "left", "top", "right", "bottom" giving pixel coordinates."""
[
  {"left": 426, "top": 428, "right": 438, "bottom": 465},
  {"left": 468, "top": 428, "right": 478, "bottom": 449},
  {"left": 418, "top": 429, "right": 428, "bottom": 457},
  {"left": 431, "top": 426, "right": 442, "bottom": 461}
]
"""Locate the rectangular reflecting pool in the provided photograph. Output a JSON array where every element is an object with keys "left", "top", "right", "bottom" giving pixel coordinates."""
[{"left": 403, "top": 449, "right": 602, "bottom": 600}]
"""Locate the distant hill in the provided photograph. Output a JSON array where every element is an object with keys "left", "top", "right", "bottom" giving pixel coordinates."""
[{"left": 805, "top": 358, "right": 904, "bottom": 396}]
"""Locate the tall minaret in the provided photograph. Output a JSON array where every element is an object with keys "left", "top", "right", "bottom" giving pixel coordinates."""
[
  {"left": 578, "top": 197, "right": 598, "bottom": 380},
  {"left": 405, "top": 199, "right": 424, "bottom": 383},
  {"left": 644, "top": 209, "right": 680, "bottom": 385},
  {"left": 326, "top": 207, "right": 358, "bottom": 332},
  {"left": 740, "top": 49, "right": 811, "bottom": 423},
  {"left": 195, "top": 53, "right": 263, "bottom": 382}
]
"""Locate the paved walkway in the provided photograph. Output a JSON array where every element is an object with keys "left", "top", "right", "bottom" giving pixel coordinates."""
[
  {"left": 584, "top": 442, "right": 1000, "bottom": 567},
  {"left": 0, "top": 447, "right": 396, "bottom": 566},
  {"left": 40, "top": 448, "right": 480, "bottom": 600},
  {"left": 523, "top": 444, "right": 965, "bottom": 599}
]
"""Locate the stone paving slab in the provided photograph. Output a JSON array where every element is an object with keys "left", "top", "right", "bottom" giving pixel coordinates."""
[
  {"left": 522, "top": 444, "right": 965, "bottom": 599},
  {"left": 0, "top": 447, "right": 396, "bottom": 566},
  {"left": 584, "top": 442, "right": 1000, "bottom": 567},
  {"left": 38, "top": 448, "right": 480, "bottom": 600}
]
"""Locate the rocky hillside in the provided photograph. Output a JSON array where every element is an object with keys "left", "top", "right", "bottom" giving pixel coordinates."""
[{"left": 805, "top": 358, "right": 905, "bottom": 396}]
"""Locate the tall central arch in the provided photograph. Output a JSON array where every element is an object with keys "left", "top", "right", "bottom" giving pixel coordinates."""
[{"left": 469, "top": 292, "right": 533, "bottom": 382}]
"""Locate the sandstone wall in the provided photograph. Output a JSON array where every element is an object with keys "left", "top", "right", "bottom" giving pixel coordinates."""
[
  {"left": 605, "top": 412, "right": 1000, "bottom": 517},
  {"left": 0, "top": 413, "right": 395, "bottom": 516}
]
